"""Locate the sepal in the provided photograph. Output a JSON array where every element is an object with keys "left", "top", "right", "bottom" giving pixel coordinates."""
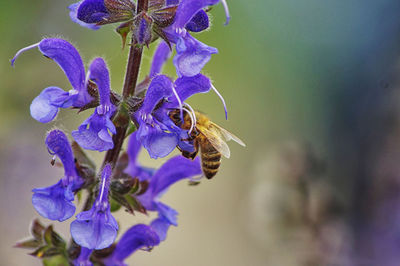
[{"left": 15, "top": 220, "right": 69, "bottom": 263}]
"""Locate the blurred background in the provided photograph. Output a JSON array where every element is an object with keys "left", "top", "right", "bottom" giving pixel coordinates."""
[{"left": 2, "top": 0, "right": 400, "bottom": 265}]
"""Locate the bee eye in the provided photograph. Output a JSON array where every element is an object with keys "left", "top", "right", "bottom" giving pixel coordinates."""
[{"left": 173, "top": 114, "right": 181, "bottom": 121}]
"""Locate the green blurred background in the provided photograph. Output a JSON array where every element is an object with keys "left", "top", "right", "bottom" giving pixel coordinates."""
[{"left": 2, "top": 0, "right": 400, "bottom": 265}]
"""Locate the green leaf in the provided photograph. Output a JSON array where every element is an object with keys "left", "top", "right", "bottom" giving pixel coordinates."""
[
  {"left": 14, "top": 239, "right": 41, "bottom": 249},
  {"left": 31, "top": 219, "right": 45, "bottom": 240},
  {"left": 111, "top": 192, "right": 134, "bottom": 214},
  {"left": 110, "top": 198, "right": 122, "bottom": 212},
  {"left": 116, "top": 22, "right": 131, "bottom": 49},
  {"left": 125, "top": 194, "right": 147, "bottom": 214},
  {"left": 126, "top": 121, "right": 137, "bottom": 137},
  {"left": 44, "top": 226, "right": 65, "bottom": 248},
  {"left": 71, "top": 142, "right": 96, "bottom": 169}
]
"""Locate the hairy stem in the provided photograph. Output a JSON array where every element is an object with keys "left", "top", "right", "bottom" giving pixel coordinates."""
[
  {"left": 122, "top": 44, "right": 143, "bottom": 98},
  {"left": 102, "top": 0, "right": 148, "bottom": 167}
]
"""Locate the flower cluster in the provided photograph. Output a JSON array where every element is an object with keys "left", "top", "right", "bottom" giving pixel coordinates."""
[{"left": 12, "top": 0, "right": 243, "bottom": 265}]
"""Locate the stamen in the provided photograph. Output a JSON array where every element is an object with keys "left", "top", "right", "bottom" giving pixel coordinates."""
[
  {"left": 171, "top": 85, "right": 184, "bottom": 122},
  {"left": 10, "top": 42, "right": 40, "bottom": 67},
  {"left": 211, "top": 84, "right": 228, "bottom": 120},
  {"left": 84, "top": 70, "right": 91, "bottom": 91},
  {"left": 182, "top": 107, "right": 195, "bottom": 134},
  {"left": 183, "top": 103, "right": 197, "bottom": 133},
  {"left": 190, "top": 174, "right": 203, "bottom": 182},
  {"left": 221, "top": 0, "right": 231, "bottom": 25},
  {"left": 98, "top": 171, "right": 107, "bottom": 203},
  {"left": 50, "top": 155, "right": 57, "bottom": 166}
]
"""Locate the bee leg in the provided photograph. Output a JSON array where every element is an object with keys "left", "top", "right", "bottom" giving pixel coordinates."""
[{"left": 180, "top": 140, "right": 199, "bottom": 160}]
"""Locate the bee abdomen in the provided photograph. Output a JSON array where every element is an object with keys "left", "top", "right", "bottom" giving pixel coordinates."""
[{"left": 201, "top": 150, "right": 221, "bottom": 179}]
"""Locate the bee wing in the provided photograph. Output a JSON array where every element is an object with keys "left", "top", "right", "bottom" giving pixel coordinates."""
[
  {"left": 209, "top": 122, "right": 246, "bottom": 147},
  {"left": 197, "top": 125, "right": 231, "bottom": 158}
]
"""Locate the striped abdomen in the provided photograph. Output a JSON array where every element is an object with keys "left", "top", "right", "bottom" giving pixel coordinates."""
[{"left": 200, "top": 141, "right": 222, "bottom": 179}]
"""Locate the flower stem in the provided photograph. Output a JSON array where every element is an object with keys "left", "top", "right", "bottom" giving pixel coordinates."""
[{"left": 102, "top": 0, "right": 149, "bottom": 167}]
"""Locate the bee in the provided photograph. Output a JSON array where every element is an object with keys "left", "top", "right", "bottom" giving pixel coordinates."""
[{"left": 169, "top": 109, "right": 245, "bottom": 179}]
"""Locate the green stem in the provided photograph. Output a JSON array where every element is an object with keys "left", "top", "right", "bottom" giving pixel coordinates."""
[{"left": 102, "top": 0, "right": 149, "bottom": 167}]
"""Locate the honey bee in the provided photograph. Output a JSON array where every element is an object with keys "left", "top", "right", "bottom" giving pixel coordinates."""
[{"left": 170, "top": 109, "right": 245, "bottom": 179}]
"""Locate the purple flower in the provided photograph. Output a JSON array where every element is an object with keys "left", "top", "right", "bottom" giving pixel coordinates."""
[
  {"left": 69, "top": 1, "right": 101, "bottom": 30},
  {"left": 137, "top": 156, "right": 202, "bottom": 239},
  {"left": 72, "top": 58, "right": 116, "bottom": 152},
  {"left": 135, "top": 74, "right": 211, "bottom": 159},
  {"left": 32, "top": 130, "right": 83, "bottom": 221},
  {"left": 163, "top": 0, "right": 231, "bottom": 77},
  {"left": 150, "top": 41, "right": 172, "bottom": 78},
  {"left": 103, "top": 224, "right": 160, "bottom": 266},
  {"left": 70, "top": 164, "right": 118, "bottom": 250},
  {"left": 125, "top": 131, "right": 155, "bottom": 181},
  {"left": 69, "top": 0, "right": 211, "bottom": 33},
  {"left": 11, "top": 38, "right": 93, "bottom": 123},
  {"left": 69, "top": 0, "right": 134, "bottom": 29},
  {"left": 74, "top": 247, "right": 93, "bottom": 266}
]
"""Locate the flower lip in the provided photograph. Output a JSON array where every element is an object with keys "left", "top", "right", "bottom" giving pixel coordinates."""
[
  {"left": 104, "top": 224, "right": 160, "bottom": 264},
  {"left": 70, "top": 164, "right": 118, "bottom": 250}
]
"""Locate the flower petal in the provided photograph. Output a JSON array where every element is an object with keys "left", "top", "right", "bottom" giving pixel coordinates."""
[
  {"left": 172, "top": 0, "right": 218, "bottom": 29},
  {"left": 141, "top": 75, "right": 174, "bottom": 113},
  {"left": 165, "top": 74, "right": 211, "bottom": 108},
  {"left": 150, "top": 41, "right": 171, "bottom": 77},
  {"left": 72, "top": 112, "right": 115, "bottom": 152},
  {"left": 150, "top": 156, "right": 202, "bottom": 196},
  {"left": 107, "top": 224, "right": 160, "bottom": 263},
  {"left": 69, "top": 1, "right": 101, "bottom": 30},
  {"left": 74, "top": 247, "right": 93, "bottom": 266},
  {"left": 150, "top": 217, "right": 172, "bottom": 241},
  {"left": 138, "top": 125, "right": 178, "bottom": 159},
  {"left": 166, "top": 0, "right": 179, "bottom": 5},
  {"left": 38, "top": 39, "right": 86, "bottom": 92},
  {"left": 89, "top": 58, "right": 111, "bottom": 106},
  {"left": 32, "top": 180, "right": 76, "bottom": 222},
  {"left": 125, "top": 132, "right": 155, "bottom": 181},
  {"left": 46, "top": 129, "right": 77, "bottom": 177},
  {"left": 156, "top": 202, "right": 178, "bottom": 226},
  {"left": 70, "top": 217, "right": 118, "bottom": 250},
  {"left": 30, "top": 87, "right": 71, "bottom": 123},
  {"left": 185, "top": 10, "right": 209, "bottom": 32},
  {"left": 173, "top": 34, "right": 218, "bottom": 77},
  {"left": 77, "top": 0, "right": 109, "bottom": 24}
]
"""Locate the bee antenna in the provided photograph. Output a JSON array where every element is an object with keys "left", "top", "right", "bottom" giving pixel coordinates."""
[
  {"left": 183, "top": 103, "right": 197, "bottom": 134},
  {"left": 171, "top": 85, "right": 184, "bottom": 122},
  {"left": 211, "top": 84, "right": 228, "bottom": 120}
]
